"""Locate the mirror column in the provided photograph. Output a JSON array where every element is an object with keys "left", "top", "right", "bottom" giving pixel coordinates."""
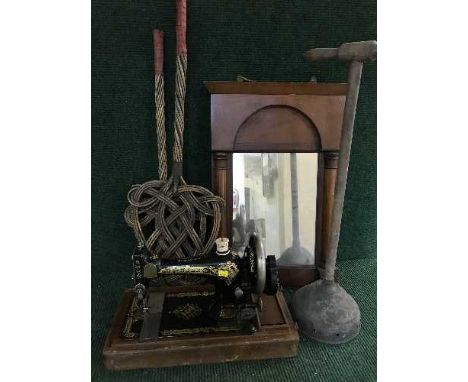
[
  {"left": 212, "top": 152, "right": 232, "bottom": 238},
  {"left": 319, "top": 151, "right": 339, "bottom": 275}
]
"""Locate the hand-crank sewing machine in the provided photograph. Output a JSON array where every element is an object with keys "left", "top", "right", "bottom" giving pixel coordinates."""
[{"left": 126, "top": 234, "right": 279, "bottom": 339}]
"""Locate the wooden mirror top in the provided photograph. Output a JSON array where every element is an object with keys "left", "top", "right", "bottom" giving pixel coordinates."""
[
  {"left": 205, "top": 82, "right": 347, "bottom": 152},
  {"left": 204, "top": 81, "right": 348, "bottom": 95}
]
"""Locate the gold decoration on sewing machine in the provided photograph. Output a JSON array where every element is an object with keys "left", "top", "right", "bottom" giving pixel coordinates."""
[
  {"left": 158, "top": 262, "right": 239, "bottom": 285},
  {"left": 170, "top": 303, "right": 203, "bottom": 320},
  {"left": 143, "top": 263, "right": 158, "bottom": 278}
]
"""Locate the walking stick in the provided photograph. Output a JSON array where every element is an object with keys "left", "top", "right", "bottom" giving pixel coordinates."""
[{"left": 292, "top": 41, "right": 377, "bottom": 344}]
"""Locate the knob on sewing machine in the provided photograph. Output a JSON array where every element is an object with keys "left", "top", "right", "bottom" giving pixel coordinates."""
[{"left": 130, "top": 233, "right": 279, "bottom": 338}]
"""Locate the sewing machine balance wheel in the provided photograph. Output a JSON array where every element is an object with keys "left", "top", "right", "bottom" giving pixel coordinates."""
[{"left": 245, "top": 233, "right": 279, "bottom": 297}]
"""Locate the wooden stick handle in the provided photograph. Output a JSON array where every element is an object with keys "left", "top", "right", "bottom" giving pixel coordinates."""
[
  {"left": 172, "top": 0, "right": 188, "bottom": 185},
  {"left": 176, "top": 0, "right": 187, "bottom": 55},
  {"left": 152, "top": 29, "right": 168, "bottom": 181},
  {"left": 152, "top": 30, "right": 164, "bottom": 75}
]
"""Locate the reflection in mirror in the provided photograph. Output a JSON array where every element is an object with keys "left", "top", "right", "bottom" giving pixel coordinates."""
[{"left": 232, "top": 153, "right": 318, "bottom": 265}]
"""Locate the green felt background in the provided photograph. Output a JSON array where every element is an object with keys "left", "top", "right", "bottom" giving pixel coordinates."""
[{"left": 92, "top": 0, "right": 376, "bottom": 380}]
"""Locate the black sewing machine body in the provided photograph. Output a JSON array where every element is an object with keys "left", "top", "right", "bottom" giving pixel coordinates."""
[{"left": 126, "top": 234, "right": 279, "bottom": 339}]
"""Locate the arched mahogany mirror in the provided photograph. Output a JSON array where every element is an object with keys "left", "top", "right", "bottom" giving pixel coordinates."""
[{"left": 206, "top": 81, "right": 346, "bottom": 287}]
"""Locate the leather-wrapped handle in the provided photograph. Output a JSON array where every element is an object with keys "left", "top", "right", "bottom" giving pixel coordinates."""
[
  {"left": 304, "top": 40, "right": 377, "bottom": 62},
  {"left": 152, "top": 30, "right": 164, "bottom": 75},
  {"left": 176, "top": 0, "right": 187, "bottom": 55}
]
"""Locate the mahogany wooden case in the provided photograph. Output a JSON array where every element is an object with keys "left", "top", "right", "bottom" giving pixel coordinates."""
[
  {"left": 207, "top": 81, "right": 346, "bottom": 287},
  {"left": 103, "top": 288, "right": 298, "bottom": 369}
]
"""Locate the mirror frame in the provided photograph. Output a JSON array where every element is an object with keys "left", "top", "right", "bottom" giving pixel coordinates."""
[{"left": 206, "top": 81, "right": 347, "bottom": 287}]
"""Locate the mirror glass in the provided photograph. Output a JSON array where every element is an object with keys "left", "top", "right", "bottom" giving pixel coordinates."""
[{"left": 232, "top": 153, "right": 318, "bottom": 265}]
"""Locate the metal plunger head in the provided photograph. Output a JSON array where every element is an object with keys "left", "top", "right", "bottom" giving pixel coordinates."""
[{"left": 291, "top": 40, "right": 376, "bottom": 344}]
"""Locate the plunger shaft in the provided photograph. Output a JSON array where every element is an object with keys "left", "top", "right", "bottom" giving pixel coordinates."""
[{"left": 323, "top": 61, "right": 363, "bottom": 280}]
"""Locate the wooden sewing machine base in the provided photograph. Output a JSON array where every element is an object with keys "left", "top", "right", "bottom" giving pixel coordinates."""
[{"left": 103, "top": 288, "right": 299, "bottom": 370}]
